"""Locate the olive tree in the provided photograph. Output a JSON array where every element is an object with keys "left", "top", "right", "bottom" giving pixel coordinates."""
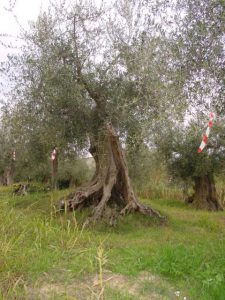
[
  {"left": 4, "top": 0, "right": 179, "bottom": 222},
  {"left": 158, "top": 119, "right": 224, "bottom": 211},
  {"left": 154, "top": 0, "right": 225, "bottom": 211}
]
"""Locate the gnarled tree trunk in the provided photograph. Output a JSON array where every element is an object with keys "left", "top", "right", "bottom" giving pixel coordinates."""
[
  {"left": 60, "top": 124, "right": 165, "bottom": 224},
  {"left": 188, "top": 174, "right": 223, "bottom": 211}
]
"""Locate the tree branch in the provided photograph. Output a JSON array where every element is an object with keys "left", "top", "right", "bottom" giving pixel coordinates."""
[{"left": 72, "top": 15, "right": 104, "bottom": 108}]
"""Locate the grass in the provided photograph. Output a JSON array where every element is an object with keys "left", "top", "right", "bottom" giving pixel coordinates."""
[{"left": 0, "top": 185, "right": 225, "bottom": 299}]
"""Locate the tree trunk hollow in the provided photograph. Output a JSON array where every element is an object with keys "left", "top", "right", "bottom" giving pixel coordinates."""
[
  {"left": 60, "top": 124, "right": 165, "bottom": 224},
  {"left": 189, "top": 175, "right": 223, "bottom": 211}
]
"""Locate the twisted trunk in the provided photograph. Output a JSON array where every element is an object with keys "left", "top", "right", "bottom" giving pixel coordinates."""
[
  {"left": 188, "top": 174, "right": 223, "bottom": 211},
  {"left": 60, "top": 124, "right": 165, "bottom": 224}
]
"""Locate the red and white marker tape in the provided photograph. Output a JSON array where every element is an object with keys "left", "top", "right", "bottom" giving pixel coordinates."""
[
  {"left": 198, "top": 113, "right": 214, "bottom": 153},
  {"left": 51, "top": 148, "right": 57, "bottom": 161}
]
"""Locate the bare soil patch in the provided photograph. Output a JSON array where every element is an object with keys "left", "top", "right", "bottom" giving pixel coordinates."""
[{"left": 26, "top": 270, "right": 179, "bottom": 299}]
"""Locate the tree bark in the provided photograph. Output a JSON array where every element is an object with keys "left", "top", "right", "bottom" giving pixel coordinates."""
[
  {"left": 188, "top": 174, "right": 223, "bottom": 211},
  {"left": 3, "top": 162, "right": 15, "bottom": 186},
  {"left": 60, "top": 124, "right": 165, "bottom": 224},
  {"left": 52, "top": 147, "right": 58, "bottom": 190}
]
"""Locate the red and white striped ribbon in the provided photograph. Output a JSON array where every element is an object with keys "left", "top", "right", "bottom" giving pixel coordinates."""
[{"left": 198, "top": 113, "right": 214, "bottom": 153}]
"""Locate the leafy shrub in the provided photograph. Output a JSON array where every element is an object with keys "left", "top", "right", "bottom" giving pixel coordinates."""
[{"left": 57, "top": 158, "right": 95, "bottom": 188}]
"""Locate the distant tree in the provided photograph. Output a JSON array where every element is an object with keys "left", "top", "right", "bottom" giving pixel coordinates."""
[
  {"left": 158, "top": 119, "right": 224, "bottom": 211},
  {"left": 152, "top": 0, "right": 225, "bottom": 211},
  {"left": 0, "top": 115, "right": 16, "bottom": 185}
]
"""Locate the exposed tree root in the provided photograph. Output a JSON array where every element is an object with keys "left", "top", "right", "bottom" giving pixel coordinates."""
[{"left": 60, "top": 124, "right": 166, "bottom": 224}]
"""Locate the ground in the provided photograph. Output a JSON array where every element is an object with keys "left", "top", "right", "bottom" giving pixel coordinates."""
[
  {"left": 0, "top": 185, "right": 225, "bottom": 299},
  {"left": 27, "top": 270, "right": 179, "bottom": 299}
]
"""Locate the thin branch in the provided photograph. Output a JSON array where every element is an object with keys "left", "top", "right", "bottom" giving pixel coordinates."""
[{"left": 72, "top": 15, "right": 104, "bottom": 107}]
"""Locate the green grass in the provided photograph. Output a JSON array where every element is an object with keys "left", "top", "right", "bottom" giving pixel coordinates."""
[
  {"left": 104, "top": 288, "right": 137, "bottom": 300},
  {"left": 0, "top": 186, "right": 225, "bottom": 299}
]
